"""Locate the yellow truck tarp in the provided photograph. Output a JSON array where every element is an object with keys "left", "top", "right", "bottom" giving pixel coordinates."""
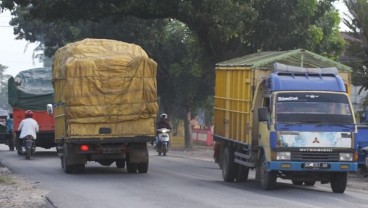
[{"left": 52, "top": 39, "right": 158, "bottom": 139}]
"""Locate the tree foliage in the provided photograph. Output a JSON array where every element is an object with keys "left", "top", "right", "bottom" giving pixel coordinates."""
[
  {"left": 0, "top": 0, "right": 346, "bottom": 148},
  {"left": 1, "top": 0, "right": 344, "bottom": 60},
  {"left": 0, "top": 64, "right": 11, "bottom": 110},
  {"left": 342, "top": 0, "right": 368, "bottom": 94}
]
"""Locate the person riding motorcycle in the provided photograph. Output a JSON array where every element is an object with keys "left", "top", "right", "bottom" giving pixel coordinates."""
[
  {"left": 157, "top": 113, "right": 172, "bottom": 130},
  {"left": 17, "top": 110, "right": 39, "bottom": 154},
  {"left": 154, "top": 113, "right": 172, "bottom": 147}
]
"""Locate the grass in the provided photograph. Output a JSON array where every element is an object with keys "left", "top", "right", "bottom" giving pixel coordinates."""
[{"left": 0, "top": 175, "right": 15, "bottom": 185}]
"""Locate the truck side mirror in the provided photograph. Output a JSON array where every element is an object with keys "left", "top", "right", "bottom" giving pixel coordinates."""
[
  {"left": 46, "top": 104, "right": 54, "bottom": 116},
  {"left": 258, "top": 107, "right": 269, "bottom": 122}
]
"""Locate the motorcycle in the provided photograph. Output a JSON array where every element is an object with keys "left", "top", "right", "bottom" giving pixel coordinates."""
[
  {"left": 22, "top": 135, "right": 36, "bottom": 160},
  {"left": 156, "top": 128, "right": 171, "bottom": 156}
]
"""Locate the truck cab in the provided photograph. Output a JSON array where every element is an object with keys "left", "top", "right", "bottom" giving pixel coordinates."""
[{"left": 254, "top": 64, "right": 356, "bottom": 192}]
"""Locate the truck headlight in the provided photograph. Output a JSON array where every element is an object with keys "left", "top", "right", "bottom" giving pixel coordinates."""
[
  {"left": 339, "top": 153, "right": 353, "bottom": 161},
  {"left": 276, "top": 152, "right": 291, "bottom": 160}
]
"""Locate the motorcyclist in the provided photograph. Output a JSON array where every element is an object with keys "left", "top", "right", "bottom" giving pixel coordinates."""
[
  {"left": 17, "top": 110, "right": 39, "bottom": 154},
  {"left": 154, "top": 113, "right": 172, "bottom": 147}
]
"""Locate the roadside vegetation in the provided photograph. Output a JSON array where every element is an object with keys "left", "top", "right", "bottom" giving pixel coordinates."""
[{"left": 0, "top": 0, "right": 367, "bottom": 148}]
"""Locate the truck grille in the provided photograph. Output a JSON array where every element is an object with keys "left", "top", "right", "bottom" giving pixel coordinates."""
[{"left": 291, "top": 152, "right": 340, "bottom": 162}]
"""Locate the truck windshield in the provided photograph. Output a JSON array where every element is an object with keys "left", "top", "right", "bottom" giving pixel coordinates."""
[{"left": 275, "top": 92, "right": 353, "bottom": 124}]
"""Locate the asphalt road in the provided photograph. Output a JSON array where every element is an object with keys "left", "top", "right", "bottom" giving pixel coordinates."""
[{"left": 1, "top": 145, "right": 368, "bottom": 208}]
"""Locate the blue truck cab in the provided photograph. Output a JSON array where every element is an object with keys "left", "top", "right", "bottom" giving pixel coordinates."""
[{"left": 255, "top": 63, "right": 357, "bottom": 192}]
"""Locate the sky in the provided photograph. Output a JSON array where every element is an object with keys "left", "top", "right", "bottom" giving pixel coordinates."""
[
  {"left": 0, "top": 10, "right": 43, "bottom": 77},
  {"left": 0, "top": 1, "right": 350, "bottom": 77}
]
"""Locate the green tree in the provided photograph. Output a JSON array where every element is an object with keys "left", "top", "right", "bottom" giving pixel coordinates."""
[
  {"left": 1, "top": 0, "right": 344, "bottom": 60},
  {"left": 0, "top": 64, "right": 11, "bottom": 110},
  {"left": 1, "top": 0, "right": 345, "bottom": 148},
  {"left": 342, "top": 0, "right": 368, "bottom": 94}
]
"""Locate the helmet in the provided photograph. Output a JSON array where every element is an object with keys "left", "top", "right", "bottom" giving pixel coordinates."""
[
  {"left": 25, "top": 110, "right": 33, "bottom": 118},
  {"left": 160, "top": 113, "right": 168, "bottom": 120}
]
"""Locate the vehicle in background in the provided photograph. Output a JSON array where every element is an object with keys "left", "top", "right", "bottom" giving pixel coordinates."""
[
  {"left": 49, "top": 39, "right": 158, "bottom": 174},
  {"left": 356, "top": 109, "right": 368, "bottom": 176},
  {"left": 8, "top": 67, "right": 55, "bottom": 155},
  {"left": 213, "top": 49, "right": 357, "bottom": 193},
  {"left": 156, "top": 128, "right": 171, "bottom": 156}
]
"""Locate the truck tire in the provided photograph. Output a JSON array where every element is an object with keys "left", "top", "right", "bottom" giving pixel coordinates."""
[
  {"left": 137, "top": 162, "right": 149, "bottom": 173},
  {"left": 116, "top": 159, "right": 126, "bottom": 168},
  {"left": 330, "top": 172, "right": 347, "bottom": 193},
  {"left": 222, "top": 147, "right": 236, "bottom": 182},
  {"left": 236, "top": 165, "right": 249, "bottom": 182},
  {"left": 127, "top": 162, "right": 138, "bottom": 173},
  {"left": 292, "top": 180, "right": 303, "bottom": 185},
  {"left": 304, "top": 181, "right": 316, "bottom": 186},
  {"left": 126, "top": 154, "right": 138, "bottom": 173},
  {"left": 74, "top": 164, "right": 85, "bottom": 174},
  {"left": 259, "top": 154, "right": 277, "bottom": 190},
  {"left": 63, "top": 144, "right": 74, "bottom": 174}
]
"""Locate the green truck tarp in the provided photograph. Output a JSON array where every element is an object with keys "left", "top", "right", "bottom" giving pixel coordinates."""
[{"left": 8, "top": 67, "right": 54, "bottom": 110}]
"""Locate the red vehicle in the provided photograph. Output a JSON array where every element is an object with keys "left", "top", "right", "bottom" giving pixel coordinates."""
[
  {"left": 13, "top": 109, "right": 55, "bottom": 151},
  {"left": 8, "top": 67, "right": 55, "bottom": 155}
]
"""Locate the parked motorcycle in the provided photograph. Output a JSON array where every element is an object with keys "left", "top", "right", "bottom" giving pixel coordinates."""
[
  {"left": 22, "top": 135, "right": 36, "bottom": 160},
  {"left": 156, "top": 128, "right": 171, "bottom": 156}
]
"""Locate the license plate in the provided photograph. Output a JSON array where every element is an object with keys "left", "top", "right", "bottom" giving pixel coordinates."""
[
  {"left": 102, "top": 147, "right": 121, "bottom": 154},
  {"left": 303, "top": 162, "right": 330, "bottom": 169}
]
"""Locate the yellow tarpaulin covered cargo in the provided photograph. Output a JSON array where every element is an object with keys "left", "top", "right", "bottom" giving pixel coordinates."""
[{"left": 52, "top": 39, "right": 158, "bottom": 140}]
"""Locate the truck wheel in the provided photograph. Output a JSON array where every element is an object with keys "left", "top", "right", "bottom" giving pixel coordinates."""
[
  {"left": 63, "top": 145, "right": 73, "bottom": 174},
  {"left": 137, "top": 162, "right": 149, "bottom": 173},
  {"left": 259, "top": 154, "right": 277, "bottom": 190},
  {"left": 330, "top": 172, "right": 347, "bottom": 193},
  {"left": 222, "top": 147, "right": 236, "bottom": 182},
  {"left": 292, "top": 180, "right": 303, "bottom": 185},
  {"left": 74, "top": 164, "right": 85, "bottom": 174},
  {"left": 236, "top": 165, "right": 249, "bottom": 182},
  {"left": 304, "top": 181, "right": 316, "bottom": 186},
  {"left": 116, "top": 159, "right": 126, "bottom": 168}
]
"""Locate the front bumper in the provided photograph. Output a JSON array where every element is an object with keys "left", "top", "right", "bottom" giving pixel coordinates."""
[{"left": 268, "top": 161, "right": 357, "bottom": 172}]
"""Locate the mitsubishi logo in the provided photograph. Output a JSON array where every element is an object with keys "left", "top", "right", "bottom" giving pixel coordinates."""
[{"left": 312, "top": 137, "right": 320, "bottom": 143}]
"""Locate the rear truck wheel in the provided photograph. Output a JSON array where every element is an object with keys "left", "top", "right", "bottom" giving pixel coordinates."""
[
  {"left": 116, "top": 159, "right": 126, "bottom": 168},
  {"left": 127, "top": 162, "right": 138, "bottom": 173},
  {"left": 126, "top": 154, "right": 138, "bottom": 173},
  {"left": 259, "top": 154, "right": 277, "bottom": 190},
  {"left": 63, "top": 144, "right": 73, "bottom": 174},
  {"left": 330, "top": 172, "right": 347, "bottom": 193},
  {"left": 292, "top": 180, "right": 303, "bottom": 185},
  {"left": 304, "top": 181, "right": 316, "bottom": 186},
  {"left": 222, "top": 147, "right": 236, "bottom": 182},
  {"left": 74, "top": 164, "right": 85, "bottom": 174},
  {"left": 236, "top": 165, "right": 249, "bottom": 182},
  {"left": 137, "top": 162, "right": 149, "bottom": 173}
]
